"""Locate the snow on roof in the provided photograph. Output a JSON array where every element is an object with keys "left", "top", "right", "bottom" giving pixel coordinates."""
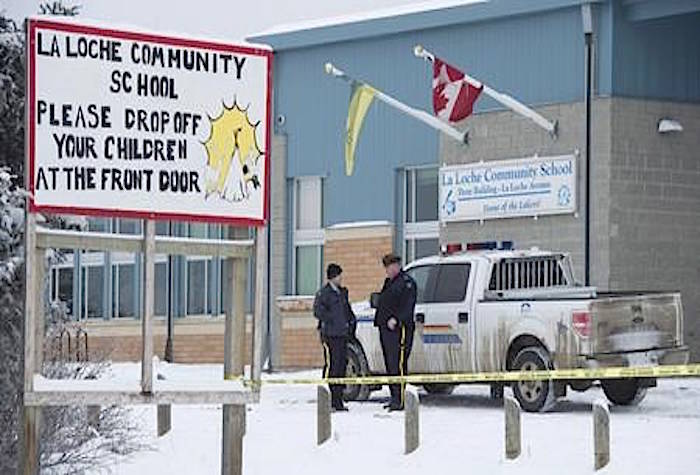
[
  {"left": 253, "top": 0, "right": 486, "bottom": 37},
  {"left": 328, "top": 220, "right": 393, "bottom": 230}
]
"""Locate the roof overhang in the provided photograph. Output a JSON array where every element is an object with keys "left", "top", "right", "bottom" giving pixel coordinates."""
[
  {"left": 623, "top": 0, "right": 700, "bottom": 22},
  {"left": 248, "top": 0, "right": 604, "bottom": 51}
]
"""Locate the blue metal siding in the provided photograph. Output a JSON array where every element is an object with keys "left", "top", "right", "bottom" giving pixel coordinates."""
[
  {"left": 595, "top": 1, "right": 614, "bottom": 96},
  {"left": 250, "top": 0, "right": 598, "bottom": 51},
  {"left": 273, "top": 7, "right": 586, "bottom": 225},
  {"left": 612, "top": 5, "right": 700, "bottom": 101}
]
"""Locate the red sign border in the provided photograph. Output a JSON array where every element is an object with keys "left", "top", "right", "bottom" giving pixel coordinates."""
[{"left": 27, "top": 18, "right": 273, "bottom": 227}]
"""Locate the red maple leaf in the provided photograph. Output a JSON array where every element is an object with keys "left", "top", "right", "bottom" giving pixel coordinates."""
[{"left": 433, "top": 84, "right": 449, "bottom": 114}]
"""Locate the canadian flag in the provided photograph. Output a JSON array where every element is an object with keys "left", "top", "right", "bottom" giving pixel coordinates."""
[{"left": 433, "top": 57, "right": 483, "bottom": 123}]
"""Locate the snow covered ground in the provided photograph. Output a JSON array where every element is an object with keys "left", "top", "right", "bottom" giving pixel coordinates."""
[{"left": 96, "top": 363, "right": 700, "bottom": 474}]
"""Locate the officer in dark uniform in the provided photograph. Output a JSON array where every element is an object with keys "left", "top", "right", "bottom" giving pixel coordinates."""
[
  {"left": 313, "top": 263, "right": 357, "bottom": 411},
  {"left": 374, "top": 253, "right": 417, "bottom": 411}
]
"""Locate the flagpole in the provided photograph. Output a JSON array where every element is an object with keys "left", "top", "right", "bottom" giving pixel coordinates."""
[
  {"left": 324, "top": 62, "right": 468, "bottom": 144},
  {"left": 414, "top": 45, "right": 558, "bottom": 137}
]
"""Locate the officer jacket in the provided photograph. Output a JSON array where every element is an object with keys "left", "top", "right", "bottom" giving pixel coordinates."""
[
  {"left": 374, "top": 270, "right": 417, "bottom": 329},
  {"left": 313, "top": 284, "right": 357, "bottom": 337}
]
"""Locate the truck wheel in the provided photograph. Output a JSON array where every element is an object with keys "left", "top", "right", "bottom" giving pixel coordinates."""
[
  {"left": 343, "top": 340, "right": 371, "bottom": 402},
  {"left": 423, "top": 384, "right": 455, "bottom": 395},
  {"left": 601, "top": 378, "right": 647, "bottom": 406},
  {"left": 511, "top": 346, "right": 556, "bottom": 413}
]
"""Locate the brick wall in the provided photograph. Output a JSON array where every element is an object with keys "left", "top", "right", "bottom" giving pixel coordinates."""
[
  {"left": 608, "top": 98, "right": 700, "bottom": 361},
  {"left": 86, "top": 318, "right": 252, "bottom": 364},
  {"left": 323, "top": 223, "right": 394, "bottom": 302},
  {"left": 276, "top": 296, "right": 324, "bottom": 368}
]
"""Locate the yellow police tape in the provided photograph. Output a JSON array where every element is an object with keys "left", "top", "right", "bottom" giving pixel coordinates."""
[{"left": 225, "top": 363, "right": 700, "bottom": 387}]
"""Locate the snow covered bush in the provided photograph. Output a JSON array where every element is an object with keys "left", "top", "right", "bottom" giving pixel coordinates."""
[
  {"left": 0, "top": 168, "right": 28, "bottom": 473},
  {"left": 1, "top": 5, "right": 150, "bottom": 473}
]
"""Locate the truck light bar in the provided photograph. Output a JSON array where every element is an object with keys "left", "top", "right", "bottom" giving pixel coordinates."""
[
  {"left": 441, "top": 241, "right": 515, "bottom": 255},
  {"left": 466, "top": 241, "right": 515, "bottom": 251}
]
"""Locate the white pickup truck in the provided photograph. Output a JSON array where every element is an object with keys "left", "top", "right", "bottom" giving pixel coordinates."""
[{"left": 346, "top": 246, "right": 689, "bottom": 412}]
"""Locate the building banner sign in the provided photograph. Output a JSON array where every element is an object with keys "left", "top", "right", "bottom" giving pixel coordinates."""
[
  {"left": 28, "top": 19, "right": 272, "bottom": 225},
  {"left": 439, "top": 154, "right": 577, "bottom": 222}
]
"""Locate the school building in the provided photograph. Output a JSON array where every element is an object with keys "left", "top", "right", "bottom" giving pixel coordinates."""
[{"left": 67, "top": 0, "right": 700, "bottom": 366}]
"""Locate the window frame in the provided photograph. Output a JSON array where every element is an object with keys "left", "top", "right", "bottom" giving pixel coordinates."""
[
  {"left": 405, "top": 264, "right": 439, "bottom": 304},
  {"left": 433, "top": 263, "right": 472, "bottom": 303},
  {"left": 402, "top": 166, "right": 440, "bottom": 263},
  {"left": 291, "top": 176, "right": 325, "bottom": 295}
]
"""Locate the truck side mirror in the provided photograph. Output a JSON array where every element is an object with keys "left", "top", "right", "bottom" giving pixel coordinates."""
[{"left": 370, "top": 292, "right": 380, "bottom": 309}]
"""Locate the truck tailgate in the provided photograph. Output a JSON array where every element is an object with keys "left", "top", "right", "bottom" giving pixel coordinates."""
[{"left": 590, "top": 292, "right": 682, "bottom": 354}]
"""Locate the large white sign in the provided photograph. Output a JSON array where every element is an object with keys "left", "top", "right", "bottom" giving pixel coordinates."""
[
  {"left": 28, "top": 19, "right": 272, "bottom": 225},
  {"left": 439, "top": 154, "right": 577, "bottom": 222}
]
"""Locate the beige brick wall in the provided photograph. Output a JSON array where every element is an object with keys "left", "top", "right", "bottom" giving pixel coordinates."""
[
  {"left": 323, "top": 223, "right": 395, "bottom": 302},
  {"left": 86, "top": 318, "right": 252, "bottom": 364},
  {"left": 85, "top": 310, "right": 323, "bottom": 368},
  {"left": 277, "top": 296, "right": 324, "bottom": 368}
]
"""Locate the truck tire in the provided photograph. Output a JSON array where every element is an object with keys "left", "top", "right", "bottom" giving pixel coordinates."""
[
  {"left": 423, "top": 384, "right": 456, "bottom": 395},
  {"left": 511, "top": 346, "right": 557, "bottom": 413},
  {"left": 343, "top": 340, "right": 371, "bottom": 402},
  {"left": 601, "top": 378, "right": 647, "bottom": 406}
]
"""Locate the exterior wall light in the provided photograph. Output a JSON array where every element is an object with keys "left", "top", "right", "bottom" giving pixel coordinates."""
[{"left": 658, "top": 118, "right": 683, "bottom": 134}]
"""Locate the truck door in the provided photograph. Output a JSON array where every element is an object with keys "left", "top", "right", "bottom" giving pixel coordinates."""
[{"left": 421, "top": 263, "right": 474, "bottom": 374}]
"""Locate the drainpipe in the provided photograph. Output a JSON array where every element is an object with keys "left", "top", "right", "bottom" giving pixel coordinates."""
[{"left": 581, "top": 3, "right": 594, "bottom": 287}]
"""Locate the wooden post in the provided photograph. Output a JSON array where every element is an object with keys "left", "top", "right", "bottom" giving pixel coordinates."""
[
  {"left": 224, "top": 257, "right": 247, "bottom": 377},
  {"left": 404, "top": 386, "right": 420, "bottom": 455},
  {"left": 221, "top": 405, "right": 246, "bottom": 475},
  {"left": 24, "top": 213, "right": 37, "bottom": 392},
  {"left": 157, "top": 374, "right": 171, "bottom": 436},
  {"left": 317, "top": 386, "right": 331, "bottom": 445},
  {"left": 22, "top": 407, "right": 40, "bottom": 475},
  {"left": 22, "top": 211, "right": 40, "bottom": 475},
  {"left": 141, "top": 220, "right": 156, "bottom": 394},
  {"left": 33, "top": 248, "right": 45, "bottom": 371},
  {"left": 593, "top": 400, "right": 610, "bottom": 470},
  {"left": 251, "top": 227, "right": 267, "bottom": 384},
  {"left": 505, "top": 395, "right": 522, "bottom": 460},
  {"left": 157, "top": 405, "right": 172, "bottom": 437},
  {"left": 223, "top": 244, "right": 248, "bottom": 475}
]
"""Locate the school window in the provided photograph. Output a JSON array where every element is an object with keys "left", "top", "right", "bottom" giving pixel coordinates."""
[
  {"left": 85, "top": 265, "right": 104, "bottom": 318},
  {"left": 48, "top": 219, "right": 247, "bottom": 320},
  {"left": 115, "top": 263, "right": 136, "bottom": 318},
  {"left": 293, "top": 177, "right": 324, "bottom": 295},
  {"left": 403, "top": 166, "right": 439, "bottom": 263}
]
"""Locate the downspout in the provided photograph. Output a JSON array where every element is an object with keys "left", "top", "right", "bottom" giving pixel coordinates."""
[{"left": 581, "top": 3, "right": 594, "bottom": 287}]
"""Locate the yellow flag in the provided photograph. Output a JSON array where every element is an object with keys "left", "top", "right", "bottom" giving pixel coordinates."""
[{"left": 345, "top": 83, "right": 375, "bottom": 176}]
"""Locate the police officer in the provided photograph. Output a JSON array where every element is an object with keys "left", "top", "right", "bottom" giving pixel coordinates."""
[
  {"left": 313, "top": 263, "right": 357, "bottom": 412},
  {"left": 374, "top": 253, "right": 417, "bottom": 411}
]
